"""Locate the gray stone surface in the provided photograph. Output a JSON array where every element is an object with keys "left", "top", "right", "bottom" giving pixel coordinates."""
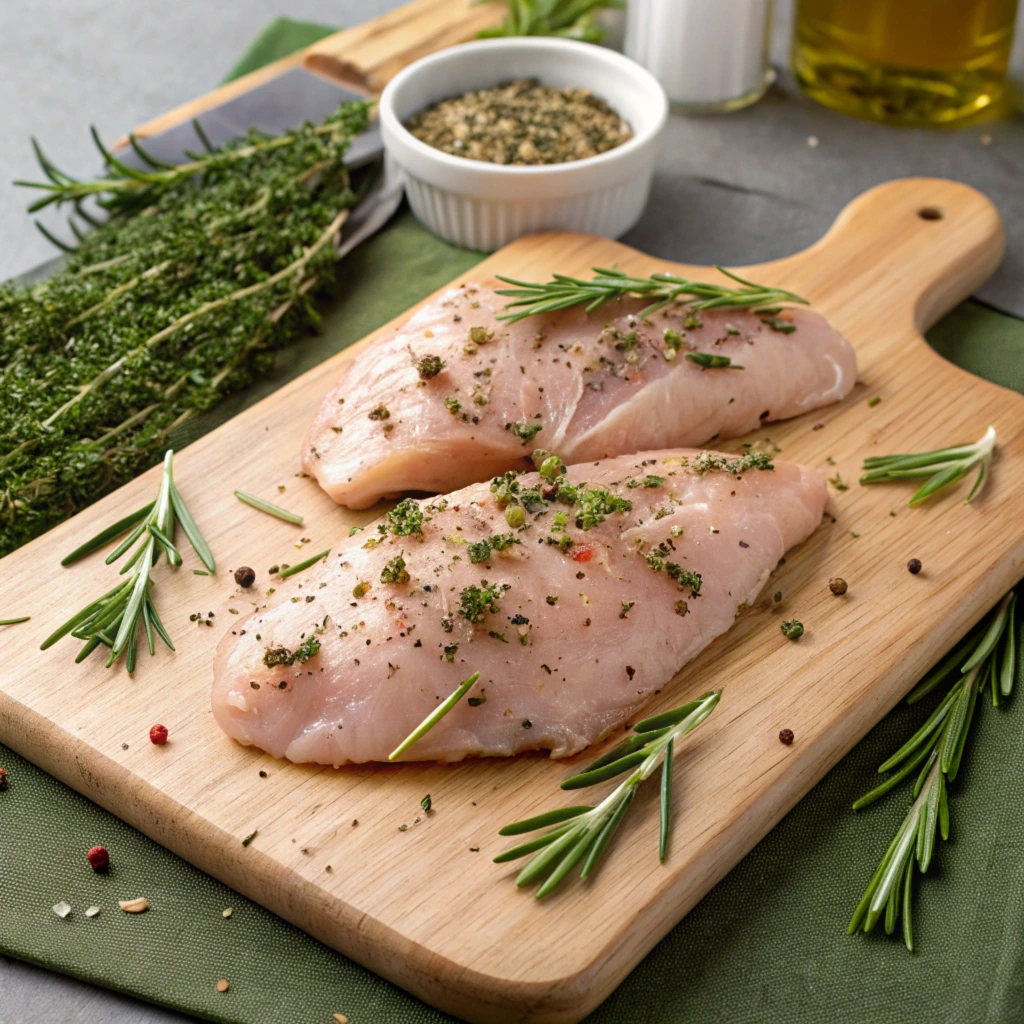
[{"left": 0, "top": 1, "right": 1023, "bottom": 1021}]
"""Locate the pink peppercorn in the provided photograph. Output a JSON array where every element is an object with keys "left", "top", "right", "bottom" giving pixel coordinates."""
[
  {"left": 149, "top": 724, "right": 169, "bottom": 745},
  {"left": 87, "top": 845, "right": 109, "bottom": 872}
]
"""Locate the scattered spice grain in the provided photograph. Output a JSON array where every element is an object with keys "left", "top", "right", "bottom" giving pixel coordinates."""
[
  {"left": 234, "top": 566, "right": 256, "bottom": 588},
  {"left": 216, "top": 979, "right": 230, "bottom": 993},
  {"left": 149, "top": 724, "right": 168, "bottom": 745},
  {"left": 779, "top": 729, "right": 795, "bottom": 745},
  {"left": 118, "top": 897, "right": 149, "bottom": 913},
  {"left": 86, "top": 845, "right": 109, "bottom": 873},
  {"left": 828, "top": 577, "right": 848, "bottom": 596},
  {"left": 0, "top": 767, "right": 7, "bottom": 791},
  {"left": 907, "top": 558, "right": 922, "bottom": 575}
]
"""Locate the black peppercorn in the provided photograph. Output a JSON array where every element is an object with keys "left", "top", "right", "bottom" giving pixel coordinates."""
[
  {"left": 907, "top": 558, "right": 922, "bottom": 575},
  {"left": 779, "top": 729, "right": 794, "bottom": 745},
  {"left": 829, "top": 577, "right": 848, "bottom": 596},
  {"left": 234, "top": 566, "right": 256, "bottom": 588}
]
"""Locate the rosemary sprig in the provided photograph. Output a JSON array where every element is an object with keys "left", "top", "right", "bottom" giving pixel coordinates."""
[
  {"left": 1, "top": 101, "right": 370, "bottom": 558},
  {"left": 475, "top": 0, "right": 623, "bottom": 42},
  {"left": 389, "top": 672, "right": 482, "bottom": 761},
  {"left": 39, "top": 450, "right": 213, "bottom": 672},
  {"left": 860, "top": 426, "right": 995, "bottom": 507},
  {"left": 234, "top": 490, "right": 303, "bottom": 525},
  {"left": 496, "top": 690, "right": 721, "bottom": 896},
  {"left": 494, "top": 266, "right": 807, "bottom": 324},
  {"left": 849, "top": 591, "right": 1017, "bottom": 949},
  {"left": 278, "top": 549, "right": 330, "bottom": 580}
]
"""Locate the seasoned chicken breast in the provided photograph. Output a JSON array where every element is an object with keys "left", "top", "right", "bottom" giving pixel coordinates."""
[
  {"left": 213, "top": 449, "right": 827, "bottom": 765},
  {"left": 302, "top": 283, "right": 855, "bottom": 508}
]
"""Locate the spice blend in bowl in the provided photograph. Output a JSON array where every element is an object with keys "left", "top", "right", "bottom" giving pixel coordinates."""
[
  {"left": 406, "top": 79, "right": 633, "bottom": 166},
  {"left": 379, "top": 38, "right": 668, "bottom": 251}
]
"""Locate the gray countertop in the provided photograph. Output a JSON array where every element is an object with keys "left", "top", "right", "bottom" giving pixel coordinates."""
[{"left": 1, "top": 1, "right": 1022, "bottom": 1021}]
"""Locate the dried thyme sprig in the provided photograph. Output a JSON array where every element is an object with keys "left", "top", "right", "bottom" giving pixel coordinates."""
[
  {"left": 39, "top": 450, "right": 213, "bottom": 672},
  {"left": 0, "top": 101, "right": 370, "bottom": 558},
  {"left": 860, "top": 426, "right": 995, "bottom": 507},
  {"left": 16, "top": 108, "right": 371, "bottom": 214},
  {"left": 495, "top": 690, "right": 720, "bottom": 897},
  {"left": 494, "top": 266, "right": 807, "bottom": 323},
  {"left": 849, "top": 591, "right": 1017, "bottom": 950},
  {"left": 475, "top": 0, "right": 623, "bottom": 43}
]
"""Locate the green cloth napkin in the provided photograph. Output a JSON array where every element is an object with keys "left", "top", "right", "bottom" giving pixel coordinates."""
[{"left": 3, "top": 19, "right": 1024, "bottom": 1024}]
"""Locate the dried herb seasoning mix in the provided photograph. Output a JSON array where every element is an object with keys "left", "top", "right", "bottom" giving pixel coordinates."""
[{"left": 406, "top": 79, "right": 632, "bottom": 166}]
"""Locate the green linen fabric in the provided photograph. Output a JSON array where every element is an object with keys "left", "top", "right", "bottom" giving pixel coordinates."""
[{"left": 3, "top": 20, "right": 1024, "bottom": 1024}]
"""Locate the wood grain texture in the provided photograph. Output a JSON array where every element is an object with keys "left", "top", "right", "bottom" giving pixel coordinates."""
[
  {"left": 117, "top": 0, "right": 501, "bottom": 146},
  {"left": 0, "top": 179, "right": 1021, "bottom": 1023}
]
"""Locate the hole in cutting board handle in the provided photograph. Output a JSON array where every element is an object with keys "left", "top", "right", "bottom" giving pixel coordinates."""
[{"left": 918, "top": 206, "right": 944, "bottom": 221}]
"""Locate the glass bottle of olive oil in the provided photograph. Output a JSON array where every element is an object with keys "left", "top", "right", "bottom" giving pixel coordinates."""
[{"left": 793, "top": 0, "right": 1020, "bottom": 125}]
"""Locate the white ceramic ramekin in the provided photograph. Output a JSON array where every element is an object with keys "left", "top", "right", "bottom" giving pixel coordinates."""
[{"left": 379, "top": 38, "right": 668, "bottom": 251}]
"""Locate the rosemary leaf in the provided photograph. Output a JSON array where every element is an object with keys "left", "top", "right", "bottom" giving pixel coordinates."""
[
  {"left": 860, "top": 427, "right": 996, "bottom": 506},
  {"left": 849, "top": 588, "right": 1018, "bottom": 949},
  {"left": 496, "top": 690, "right": 721, "bottom": 896},
  {"left": 41, "top": 450, "right": 205, "bottom": 671},
  {"left": 60, "top": 502, "right": 154, "bottom": 566},
  {"left": 388, "top": 672, "right": 481, "bottom": 761},
  {"left": 278, "top": 548, "right": 330, "bottom": 579},
  {"left": 234, "top": 490, "right": 304, "bottom": 525}
]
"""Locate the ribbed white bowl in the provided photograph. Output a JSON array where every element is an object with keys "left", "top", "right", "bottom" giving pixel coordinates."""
[{"left": 379, "top": 38, "right": 668, "bottom": 252}]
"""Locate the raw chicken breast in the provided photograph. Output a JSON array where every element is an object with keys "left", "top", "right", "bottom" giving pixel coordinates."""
[
  {"left": 303, "top": 283, "right": 854, "bottom": 508},
  {"left": 213, "top": 449, "right": 827, "bottom": 765}
]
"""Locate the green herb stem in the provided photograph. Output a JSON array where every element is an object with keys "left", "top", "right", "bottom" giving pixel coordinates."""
[
  {"left": 234, "top": 490, "right": 304, "bottom": 525},
  {"left": 494, "top": 266, "right": 807, "bottom": 324},
  {"left": 389, "top": 672, "right": 481, "bottom": 761},
  {"left": 860, "top": 426, "right": 995, "bottom": 507},
  {"left": 496, "top": 690, "right": 721, "bottom": 896},
  {"left": 475, "top": 0, "right": 623, "bottom": 43},
  {"left": 278, "top": 548, "right": 330, "bottom": 579},
  {"left": 40, "top": 449, "right": 212, "bottom": 671},
  {"left": 849, "top": 589, "right": 1017, "bottom": 949}
]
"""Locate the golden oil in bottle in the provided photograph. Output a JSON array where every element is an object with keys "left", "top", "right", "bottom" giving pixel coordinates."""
[{"left": 793, "top": 0, "right": 1020, "bottom": 125}]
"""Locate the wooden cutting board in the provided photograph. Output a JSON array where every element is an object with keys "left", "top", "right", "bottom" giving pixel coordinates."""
[{"left": 1, "top": 179, "right": 1022, "bottom": 1024}]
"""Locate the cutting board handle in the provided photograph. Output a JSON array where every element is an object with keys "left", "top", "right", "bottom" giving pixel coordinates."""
[
  {"left": 303, "top": 0, "right": 503, "bottom": 94},
  {"left": 751, "top": 178, "right": 1004, "bottom": 336}
]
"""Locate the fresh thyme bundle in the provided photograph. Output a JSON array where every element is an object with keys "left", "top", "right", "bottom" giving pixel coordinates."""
[{"left": 0, "top": 101, "right": 370, "bottom": 557}]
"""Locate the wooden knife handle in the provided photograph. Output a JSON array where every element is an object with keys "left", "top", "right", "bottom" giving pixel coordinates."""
[
  {"left": 120, "top": 0, "right": 502, "bottom": 147},
  {"left": 304, "top": 0, "right": 503, "bottom": 94}
]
